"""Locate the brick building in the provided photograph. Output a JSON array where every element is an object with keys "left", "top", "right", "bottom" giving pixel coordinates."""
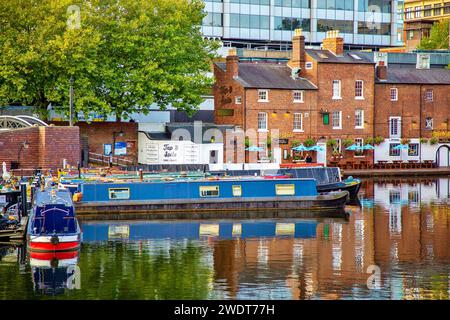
[
  {"left": 214, "top": 29, "right": 376, "bottom": 165},
  {"left": 373, "top": 54, "right": 450, "bottom": 165}
]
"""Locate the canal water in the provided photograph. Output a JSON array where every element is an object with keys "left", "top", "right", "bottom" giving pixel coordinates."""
[{"left": 1, "top": 177, "right": 449, "bottom": 300}]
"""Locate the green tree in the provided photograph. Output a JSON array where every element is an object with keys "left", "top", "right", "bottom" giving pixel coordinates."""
[
  {"left": 418, "top": 20, "right": 450, "bottom": 50},
  {"left": 0, "top": 0, "right": 218, "bottom": 121}
]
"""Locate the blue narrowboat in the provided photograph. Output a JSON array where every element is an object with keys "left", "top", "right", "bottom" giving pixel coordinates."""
[
  {"left": 27, "top": 188, "right": 82, "bottom": 252},
  {"left": 75, "top": 178, "right": 349, "bottom": 216}
]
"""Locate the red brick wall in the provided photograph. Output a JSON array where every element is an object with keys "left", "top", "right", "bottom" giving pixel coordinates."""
[
  {"left": 76, "top": 122, "right": 138, "bottom": 163},
  {"left": 374, "top": 84, "right": 450, "bottom": 138},
  {"left": 0, "top": 126, "right": 80, "bottom": 171}
]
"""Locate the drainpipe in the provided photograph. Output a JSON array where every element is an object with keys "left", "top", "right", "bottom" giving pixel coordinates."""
[{"left": 419, "top": 85, "right": 422, "bottom": 164}]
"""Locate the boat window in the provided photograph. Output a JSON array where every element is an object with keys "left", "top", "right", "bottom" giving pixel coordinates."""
[
  {"left": 275, "top": 184, "right": 295, "bottom": 196},
  {"left": 232, "top": 185, "right": 242, "bottom": 197},
  {"left": 109, "top": 188, "right": 130, "bottom": 200},
  {"left": 199, "top": 186, "right": 219, "bottom": 197}
]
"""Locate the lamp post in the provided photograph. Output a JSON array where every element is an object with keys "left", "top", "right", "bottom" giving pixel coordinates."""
[
  {"left": 69, "top": 77, "right": 74, "bottom": 126},
  {"left": 17, "top": 140, "right": 30, "bottom": 168}
]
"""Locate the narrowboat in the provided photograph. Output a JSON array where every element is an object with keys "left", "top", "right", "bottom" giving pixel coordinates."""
[
  {"left": 212, "top": 167, "right": 361, "bottom": 202},
  {"left": 75, "top": 177, "right": 349, "bottom": 217},
  {"left": 27, "top": 188, "right": 82, "bottom": 252}
]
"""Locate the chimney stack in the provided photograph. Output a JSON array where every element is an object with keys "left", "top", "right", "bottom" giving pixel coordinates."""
[
  {"left": 322, "top": 30, "right": 344, "bottom": 56},
  {"left": 226, "top": 48, "right": 239, "bottom": 79},
  {"left": 376, "top": 60, "right": 387, "bottom": 80},
  {"left": 289, "top": 28, "right": 306, "bottom": 74}
]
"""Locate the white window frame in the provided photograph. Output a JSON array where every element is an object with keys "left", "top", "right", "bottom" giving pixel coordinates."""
[
  {"left": 258, "top": 142, "right": 268, "bottom": 157},
  {"left": 293, "top": 113, "right": 303, "bottom": 132},
  {"left": 332, "top": 111, "right": 342, "bottom": 129},
  {"left": 355, "top": 80, "right": 364, "bottom": 100},
  {"left": 332, "top": 80, "right": 341, "bottom": 99},
  {"left": 257, "top": 112, "right": 268, "bottom": 132},
  {"left": 425, "top": 89, "right": 433, "bottom": 102},
  {"left": 235, "top": 96, "right": 242, "bottom": 104},
  {"left": 258, "top": 89, "right": 269, "bottom": 102},
  {"left": 425, "top": 117, "right": 433, "bottom": 130},
  {"left": 389, "top": 116, "right": 401, "bottom": 138},
  {"left": 390, "top": 88, "right": 398, "bottom": 101},
  {"left": 305, "top": 62, "right": 313, "bottom": 70},
  {"left": 293, "top": 90, "right": 304, "bottom": 103},
  {"left": 355, "top": 109, "right": 364, "bottom": 129}
]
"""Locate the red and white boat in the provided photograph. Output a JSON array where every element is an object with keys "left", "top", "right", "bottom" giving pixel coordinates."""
[{"left": 27, "top": 188, "right": 82, "bottom": 252}]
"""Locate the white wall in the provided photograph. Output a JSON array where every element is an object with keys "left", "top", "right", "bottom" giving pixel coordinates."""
[
  {"left": 374, "top": 139, "right": 449, "bottom": 163},
  {"left": 138, "top": 132, "right": 223, "bottom": 165}
]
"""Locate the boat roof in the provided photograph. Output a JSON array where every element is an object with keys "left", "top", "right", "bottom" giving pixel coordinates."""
[{"left": 34, "top": 188, "right": 73, "bottom": 207}]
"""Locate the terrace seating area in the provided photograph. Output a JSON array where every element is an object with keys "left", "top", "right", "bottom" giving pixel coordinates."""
[{"left": 328, "top": 159, "right": 437, "bottom": 170}]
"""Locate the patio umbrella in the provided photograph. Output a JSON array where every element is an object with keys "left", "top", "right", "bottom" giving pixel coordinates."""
[
  {"left": 393, "top": 144, "right": 409, "bottom": 150},
  {"left": 245, "top": 145, "right": 264, "bottom": 152},
  {"left": 393, "top": 144, "right": 409, "bottom": 163},
  {"left": 346, "top": 144, "right": 362, "bottom": 151},
  {"left": 307, "top": 145, "right": 325, "bottom": 152},
  {"left": 292, "top": 144, "right": 308, "bottom": 152},
  {"left": 362, "top": 144, "right": 375, "bottom": 150}
]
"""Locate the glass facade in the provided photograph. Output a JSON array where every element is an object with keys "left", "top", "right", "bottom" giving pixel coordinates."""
[
  {"left": 317, "top": 19, "right": 354, "bottom": 33},
  {"left": 201, "top": 0, "right": 401, "bottom": 47},
  {"left": 275, "top": 17, "right": 311, "bottom": 31},
  {"left": 317, "top": 0, "right": 354, "bottom": 10}
]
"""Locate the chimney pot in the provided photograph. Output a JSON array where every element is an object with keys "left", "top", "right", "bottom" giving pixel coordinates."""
[{"left": 322, "top": 29, "right": 344, "bottom": 55}]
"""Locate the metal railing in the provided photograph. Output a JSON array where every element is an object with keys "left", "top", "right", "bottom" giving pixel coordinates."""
[{"left": 88, "top": 152, "right": 135, "bottom": 167}]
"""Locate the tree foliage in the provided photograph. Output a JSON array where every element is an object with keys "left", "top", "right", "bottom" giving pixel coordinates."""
[
  {"left": 418, "top": 20, "right": 449, "bottom": 50},
  {"left": 0, "top": 0, "right": 219, "bottom": 121}
]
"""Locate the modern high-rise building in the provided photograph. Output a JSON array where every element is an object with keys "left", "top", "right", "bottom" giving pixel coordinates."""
[{"left": 201, "top": 0, "right": 404, "bottom": 49}]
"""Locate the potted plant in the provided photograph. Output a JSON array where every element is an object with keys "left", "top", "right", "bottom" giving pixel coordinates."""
[
  {"left": 304, "top": 137, "right": 316, "bottom": 147},
  {"left": 365, "top": 137, "right": 374, "bottom": 145},
  {"left": 291, "top": 139, "right": 301, "bottom": 148},
  {"left": 342, "top": 138, "right": 354, "bottom": 147},
  {"left": 326, "top": 139, "right": 337, "bottom": 148},
  {"left": 419, "top": 137, "right": 428, "bottom": 144},
  {"left": 374, "top": 136, "right": 385, "bottom": 145},
  {"left": 401, "top": 138, "right": 410, "bottom": 145},
  {"left": 429, "top": 137, "right": 438, "bottom": 145},
  {"left": 245, "top": 136, "right": 251, "bottom": 148}
]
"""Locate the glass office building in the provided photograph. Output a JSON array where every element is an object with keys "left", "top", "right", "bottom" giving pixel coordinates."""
[{"left": 201, "top": 0, "right": 404, "bottom": 48}]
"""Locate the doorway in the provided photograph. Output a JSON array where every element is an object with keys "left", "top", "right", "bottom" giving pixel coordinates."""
[{"left": 436, "top": 145, "right": 450, "bottom": 167}]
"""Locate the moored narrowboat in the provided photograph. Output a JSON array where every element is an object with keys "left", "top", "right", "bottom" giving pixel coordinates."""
[
  {"left": 75, "top": 177, "right": 349, "bottom": 217},
  {"left": 27, "top": 188, "right": 82, "bottom": 252}
]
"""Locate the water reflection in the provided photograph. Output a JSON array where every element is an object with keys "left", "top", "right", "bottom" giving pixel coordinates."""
[{"left": 0, "top": 177, "right": 449, "bottom": 300}]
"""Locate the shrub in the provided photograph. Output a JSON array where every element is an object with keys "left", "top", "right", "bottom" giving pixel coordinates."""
[
  {"left": 291, "top": 139, "right": 301, "bottom": 148},
  {"left": 342, "top": 138, "right": 354, "bottom": 147},
  {"left": 365, "top": 137, "right": 374, "bottom": 145},
  {"left": 326, "top": 139, "right": 337, "bottom": 147},
  {"left": 374, "top": 136, "right": 385, "bottom": 145},
  {"left": 304, "top": 138, "right": 316, "bottom": 147},
  {"left": 429, "top": 137, "right": 438, "bottom": 145},
  {"left": 401, "top": 138, "right": 411, "bottom": 145},
  {"left": 419, "top": 137, "right": 428, "bottom": 144}
]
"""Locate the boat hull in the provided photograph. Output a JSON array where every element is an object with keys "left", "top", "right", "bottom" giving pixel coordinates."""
[
  {"left": 75, "top": 191, "right": 349, "bottom": 218},
  {"left": 317, "top": 180, "right": 361, "bottom": 202},
  {"left": 28, "top": 235, "right": 81, "bottom": 253}
]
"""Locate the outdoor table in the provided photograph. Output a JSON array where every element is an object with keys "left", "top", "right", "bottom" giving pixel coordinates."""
[
  {"left": 377, "top": 160, "right": 388, "bottom": 169},
  {"left": 392, "top": 160, "right": 403, "bottom": 169},
  {"left": 407, "top": 160, "right": 418, "bottom": 169},
  {"left": 423, "top": 160, "right": 434, "bottom": 168}
]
